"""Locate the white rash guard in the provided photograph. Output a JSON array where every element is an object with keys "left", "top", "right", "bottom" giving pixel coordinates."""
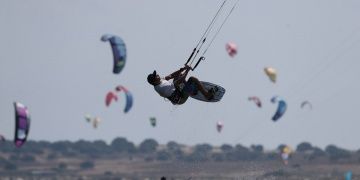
[{"left": 154, "top": 79, "right": 176, "bottom": 98}]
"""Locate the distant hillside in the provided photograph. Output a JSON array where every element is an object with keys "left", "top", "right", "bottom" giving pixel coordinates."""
[
  {"left": 0, "top": 138, "right": 359, "bottom": 179},
  {"left": 1, "top": 137, "right": 359, "bottom": 164}
]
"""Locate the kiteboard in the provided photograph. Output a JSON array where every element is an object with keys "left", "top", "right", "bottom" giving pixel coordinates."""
[{"left": 189, "top": 81, "right": 225, "bottom": 102}]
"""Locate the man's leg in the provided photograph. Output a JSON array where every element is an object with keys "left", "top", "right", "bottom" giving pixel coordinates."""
[{"left": 187, "top": 77, "right": 213, "bottom": 100}]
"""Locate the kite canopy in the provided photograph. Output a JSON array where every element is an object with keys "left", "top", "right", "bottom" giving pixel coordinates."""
[
  {"left": 216, "top": 121, "right": 223, "bottom": 133},
  {"left": 248, "top": 96, "right": 262, "bottom": 108},
  {"left": 281, "top": 145, "right": 292, "bottom": 165},
  {"left": 105, "top": 91, "right": 118, "bottom": 107},
  {"left": 85, "top": 114, "right": 92, "bottom": 123},
  {"left": 115, "top": 85, "right": 133, "bottom": 113},
  {"left": 92, "top": 117, "right": 101, "bottom": 129},
  {"left": 271, "top": 96, "right": 287, "bottom": 122},
  {"left": 150, "top": 117, "right": 156, "bottom": 127},
  {"left": 84, "top": 115, "right": 101, "bottom": 129},
  {"left": 105, "top": 85, "right": 133, "bottom": 113},
  {"left": 14, "top": 102, "right": 31, "bottom": 148},
  {"left": 264, "top": 67, "right": 277, "bottom": 83},
  {"left": 225, "top": 42, "right": 237, "bottom": 57},
  {"left": 301, "top": 101, "right": 312, "bottom": 110},
  {"left": 101, "top": 34, "right": 127, "bottom": 74}
]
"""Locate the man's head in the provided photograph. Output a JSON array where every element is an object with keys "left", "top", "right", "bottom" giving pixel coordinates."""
[{"left": 147, "top": 70, "right": 160, "bottom": 85}]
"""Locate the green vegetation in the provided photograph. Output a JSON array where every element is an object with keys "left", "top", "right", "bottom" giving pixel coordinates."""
[{"left": 0, "top": 138, "right": 358, "bottom": 164}]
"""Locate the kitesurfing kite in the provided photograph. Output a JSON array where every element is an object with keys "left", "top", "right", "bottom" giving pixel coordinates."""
[
  {"left": 216, "top": 121, "right": 223, "bottom": 133},
  {"left": 115, "top": 85, "right": 133, "bottom": 113},
  {"left": 301, "top": 101, "right": 312, "bottom": 110},
  {"left": 271, "top": 96, "right": 287, "bottom": 122},
  {"left": 105, "top": 91, "right": 118, "bottom": 107},
  {"left": 264, "top": 67, "right": 277, "bottom": 83},
  {"left": 248, "top": 96, "right": 262, "bottom": 108},
  {"left": 225, "top": 42, "right": 237, "bottom": 57},
  {"left": 149, "top": 117, "right": 156, "bottom": 127},
  {"left": 92, "top": 117, "right": 101, "bottom": 129},
  {"left": 105, "top": 85, "right": 133, "bottom": 113},
  {"left": 84, "top": 115, "right": 101, "bottom": 129},
  {"left": 281, "top": 145, "right": 292, "bottom": 165},
  {"left": 101, "top": 34, "right": 127, "bottom": 74},
  {"left": 85, "top": 114, "right": 92, "bottom": 123},
  {"left": 14, "top": 102, "right": 31, "bottom": 148}
]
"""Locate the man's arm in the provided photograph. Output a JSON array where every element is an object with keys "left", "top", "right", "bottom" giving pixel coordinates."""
[{"left": 165, "top": 66, "right": 189, "bottom": 80}]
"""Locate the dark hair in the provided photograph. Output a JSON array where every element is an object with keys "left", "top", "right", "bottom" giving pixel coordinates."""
[{"left": 147, "top": 70, "right": 157, "bottom": 85}]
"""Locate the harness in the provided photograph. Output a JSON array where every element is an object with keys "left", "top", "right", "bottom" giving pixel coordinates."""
[
  {"left": 168, "top": 89, "right": 183, "bottom": 105},
  {"left": 168, "top": 80, "right": 197, "bottom": 105},
  {"left": 168, "top": 81, "right": 189, "bottom": 105}
]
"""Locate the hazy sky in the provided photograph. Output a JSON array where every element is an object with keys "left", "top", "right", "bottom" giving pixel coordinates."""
[{"left": 1, "top": 0, "right": 360, "bottom": 150}]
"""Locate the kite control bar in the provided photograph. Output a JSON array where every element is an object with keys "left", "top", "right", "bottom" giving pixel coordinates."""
[
  {"left": 185, "top": 55, "right": 205, "bottom": 71},
  {"left": 191, "top": 56, "right": 205, "bottom": 71}
]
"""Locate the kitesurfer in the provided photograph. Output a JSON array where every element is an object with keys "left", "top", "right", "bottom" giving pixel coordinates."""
[{"left": 147, "top": 65, "right": 214, "bottom": 105}]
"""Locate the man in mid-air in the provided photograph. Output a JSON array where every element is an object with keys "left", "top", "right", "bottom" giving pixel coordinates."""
[{"left": 147, "top": 65, "right": 214, "bottom": 105}]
